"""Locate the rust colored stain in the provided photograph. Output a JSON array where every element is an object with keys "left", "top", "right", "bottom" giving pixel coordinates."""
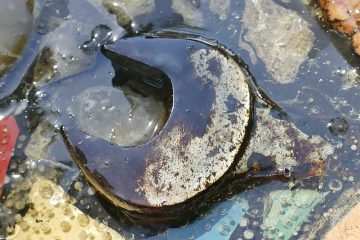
[{"left": 318, "top": 0, "right": 360, "bottom": 55}]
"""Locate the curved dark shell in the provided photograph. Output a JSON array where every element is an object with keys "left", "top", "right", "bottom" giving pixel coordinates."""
[{"left": 61, "top": 33, "right": 253, "bottom": 221}]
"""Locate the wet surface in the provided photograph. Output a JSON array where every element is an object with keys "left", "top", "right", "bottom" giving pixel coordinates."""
[
  {"left": 318, "top": 0, "right": 360, "bottom": 55},
  {"left": 0, "top": 0, "right": 359, "bottom": 239},
  {"left": 61, "top": 34, "right": 251, "bottom": 221},
  {"left": 0, "top": 0, "right": 33, "bottom": 77}
]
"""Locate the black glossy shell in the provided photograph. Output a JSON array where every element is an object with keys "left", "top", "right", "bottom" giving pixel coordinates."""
[{"left": 61, "top": 34, "right": 252, "bottom": 216}]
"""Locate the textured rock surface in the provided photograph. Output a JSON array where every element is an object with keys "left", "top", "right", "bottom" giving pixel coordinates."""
[
  {"left": 139, "top": 48, "right": 251, "bottom": 206},
  {"left": 239, "top": 0, "right": 315, "bottom": 84},
  {"left": 171, "top": 0, "right": 232, "bottom": 27},
  {"left": 101, "top": 0, "right": 155, "bottom": 27},
  {"left": 0, "top": 0, "right": 33, "bottom": 76},
  {"left": 235, "top": 108, "right": 335, "bottom": 178},
  {"left": 7, "top": 177, "right": 125, "bottom": 240},
  {"left": 171, "top": 0, "right": 204, "bottom": 27},
  {"left": 209, "top": 0, "right": 231, "bottom": 20},
  {"left": 325, "top": 201, "right": 360, "bottom": 240}
]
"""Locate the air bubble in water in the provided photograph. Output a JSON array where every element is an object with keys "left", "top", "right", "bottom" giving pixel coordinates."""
[
  {"left": 244, "top": 229, "right": 254, "bottom": 239},
  {"left": 219, "top": 208, "right": 227, "bottom": 216},
  {"left": 328, "top": 179, "right": 342, "bottom": 192},
  {"left": 328, "top": 117, "right": 349, "bottom": 136},
  {"left": 80, "top": 24, "right": 112, "bottom": 55}
]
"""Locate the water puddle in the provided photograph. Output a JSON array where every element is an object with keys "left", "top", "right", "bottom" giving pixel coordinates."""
[{"left": 0, "top": 0, "right": 359, "bottom": 239}]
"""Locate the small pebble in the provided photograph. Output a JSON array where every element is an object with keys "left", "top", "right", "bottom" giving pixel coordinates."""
[
  {"left": 328, "top": 117, "right": 349, "bottom": 136},
  {"left": 6, "top": 226, "right": 14, "bottom": 234},
  {"left": 87, "top": 187, "right": 95, "bottom": 196},
  {"left": 74, "top": 181, "right": 83, "bottom": 191},
  {"left": 239, "top": 218, "right": 249, "bottom": 227}
]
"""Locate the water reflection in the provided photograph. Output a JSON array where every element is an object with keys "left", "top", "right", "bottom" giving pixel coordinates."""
[{"left": 0, "top": 0, "right": 360, "bottom": 239}]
